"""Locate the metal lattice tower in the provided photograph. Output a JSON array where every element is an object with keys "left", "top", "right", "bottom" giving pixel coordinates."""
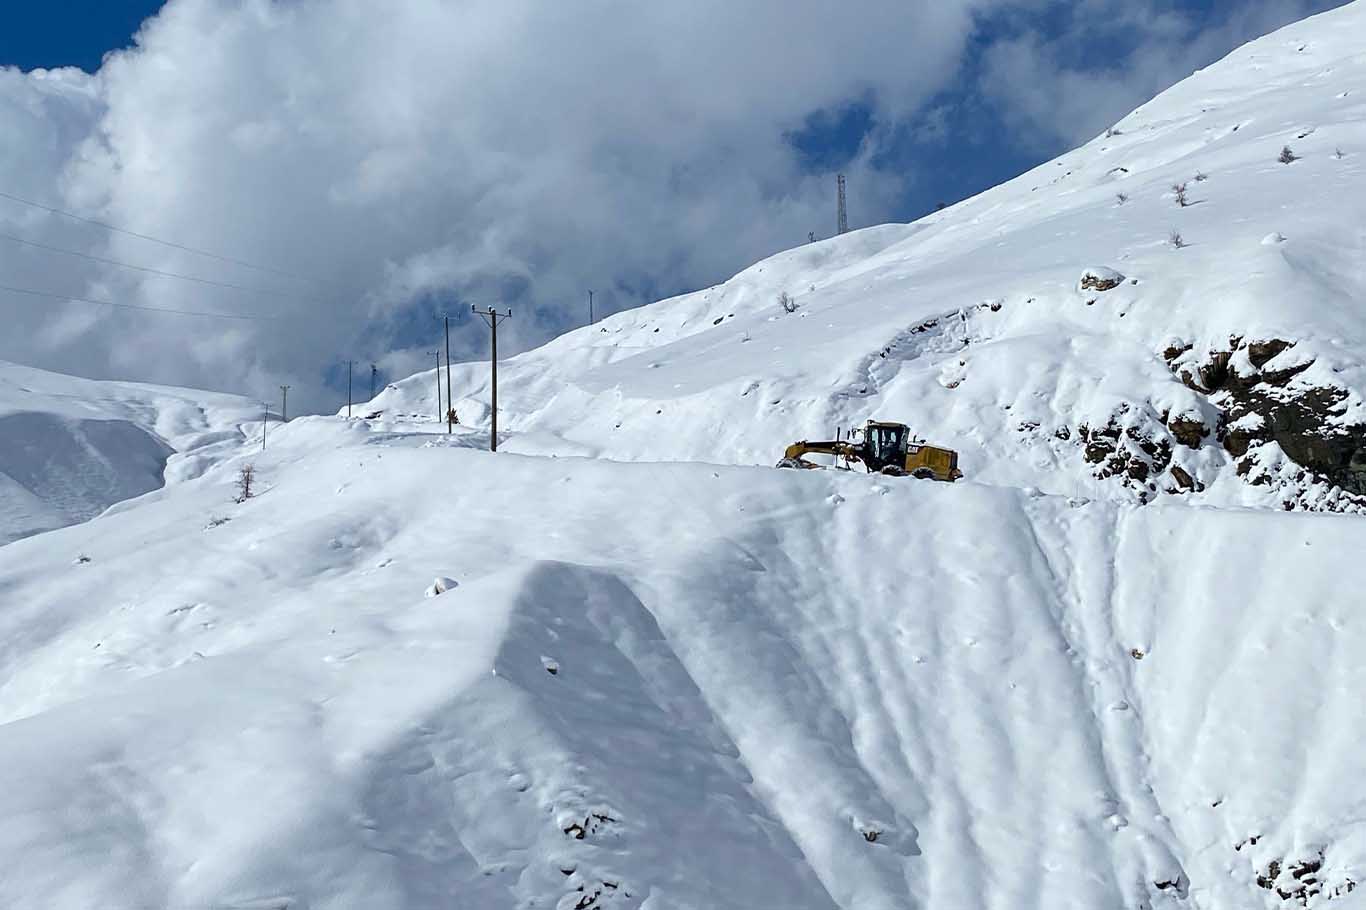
[{"left": 837, "top": 174, "right": 848, "bottom": 235}]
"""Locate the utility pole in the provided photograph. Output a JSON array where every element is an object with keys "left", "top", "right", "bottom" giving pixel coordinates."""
[
  {"left": 345, "top": 360, "right": 355, "bottom": 418},
  {"left": 588, "top": 289, "right": 594, "bottom": 325},
  {"left": 279, "top": 385, "right": 290, "bottom": 422},
  {"left": 370, "top": 364, "right": 377, "bottom": 401},
  {"left": 262, "top": 401, "right": 268, "bottom": 451},
  {"left": 428, "top": 350, "right": 443, "bottom": 423},
  {"left": 471, "top": 305, "right": 512, "bottom": 452},
  {"left": 837, "top": 174, "right": 848, "bottom": 235},
  {"left": 443, "top": 315, "right": 454, "bottom": 433}
]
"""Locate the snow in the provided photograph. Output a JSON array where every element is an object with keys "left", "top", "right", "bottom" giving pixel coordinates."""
[
  {"left": 0, "top": 360, "right": 264, "bottom": 544},
  {"left": 3, "top": 3, "right": 1366, "bottom": 908},
  {"left": 3, "top": 433, "right": 1365, "bottom": 908},
  {"left": 361, "top": 0, "right": 1366, "bottom": 510}
]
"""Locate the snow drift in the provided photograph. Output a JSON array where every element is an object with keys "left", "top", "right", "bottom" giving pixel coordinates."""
[{"left": 0, "top": 360, "right": 263, "bottom": 543}]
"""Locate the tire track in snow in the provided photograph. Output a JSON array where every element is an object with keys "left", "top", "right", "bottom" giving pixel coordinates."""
[{"left": 1022, "top": 497, "right": 1192, "bottom": 908}]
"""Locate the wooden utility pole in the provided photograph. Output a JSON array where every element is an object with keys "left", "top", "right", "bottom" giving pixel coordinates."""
[
  {"left": 428, "top": 350, "right": 443, "bottom": 423},
  {"left": 444, "top": 315, "right": 454, "bottom": 433},
  {"left": 345, "top": 360, "right": 355, "bottom": 418},
  {"left": 370, "top": 364, "right": 377, "bottom": 401},
  {"left": 588, "top": 289, "right": 594, "bottom": 325},
  {"left": 471, "top": 305, "right": 511, "bottom": 451},
  {"left": 262, "top": 401, "right": 269, "bottom": 451},
  {"left": 279, "top": 385, "right": 290, "bottom": 422}
]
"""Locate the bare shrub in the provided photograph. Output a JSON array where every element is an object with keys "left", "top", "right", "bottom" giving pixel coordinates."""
[
  {"left": 1169, "top": 230, "right": 1187, "bottom": 249},
  {"left": 778, "top": 292, "right": 798, "bottom": 314},
  {"left": 1279, "top": 145, "right": 1297, "bottom": 164},
  {"left": 1115, "top": 193, "right": 1129, "bottom": 205},
  {"left": 235, "top": 464, "right": 256, "bottom": 502},
  {"left": 1194, "top": 171, "right": 1209, "bottom": 182},
  {"left": 1172, "top": 182, "right": 1189, "bottom": 206},
  {"left": 1334, "top": 147, "right": 1345, "bottom": 160}
]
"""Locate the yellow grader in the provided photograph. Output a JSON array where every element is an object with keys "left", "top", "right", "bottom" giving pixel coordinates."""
[{"left": 778, "top": 420, "right": 962, "bottom": 481}]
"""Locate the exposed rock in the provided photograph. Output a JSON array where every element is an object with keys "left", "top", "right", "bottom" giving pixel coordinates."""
[
  {"left": 1079, "top": 267, "right": 1126, "bottom": 292},
  {"left": 1223, "top": 415, "right": 1263, "bottom": 458},
  {"left": 1168, "top": 413, "right": 1207, "bottom": 448},
  {"left": 1077, "top": 411, "right": 1174, "bottom": 496},
  {"left": 1196, "top": 351, "right": 1232, "bottom": 393},
  {"left": 1170, "top": 465, "right": 1196, "bottom": 491},
  {"left": 1247, "top": 338, "right": 1293, "bottom": 368},
  {"left": 1166, "top": 339, "right": 1366, "bottom": 500},
  {"left": 1163, "top": 341, "right": 1193, "bottom": 363}
]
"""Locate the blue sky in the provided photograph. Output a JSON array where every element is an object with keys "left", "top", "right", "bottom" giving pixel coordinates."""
[{"left": 0, "top": 2, "right": 165, "bottom": 73}]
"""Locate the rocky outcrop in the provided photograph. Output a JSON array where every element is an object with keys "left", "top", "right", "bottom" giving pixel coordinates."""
[
  {"left": 1077, "top": 403, "right": 1178, "bottom": 500},
  {"left": 1167, "top": 412, "right": 1208, "bottom": 448},
  {"left": 1164, "top": 337, "right": 1366, "bottom": 498}
]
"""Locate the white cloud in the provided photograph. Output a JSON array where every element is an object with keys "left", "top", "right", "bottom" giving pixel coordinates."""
[
  {"left": 3, "top": 0, "right": 1021, "bottom": 409},
  {"left": 0, "top": 0, "right": 1345, "bottom": 410}
]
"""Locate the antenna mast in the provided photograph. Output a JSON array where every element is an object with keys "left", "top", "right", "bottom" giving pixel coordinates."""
[{"left": 837, "top": 174, "right": 848, "bottom": 235}]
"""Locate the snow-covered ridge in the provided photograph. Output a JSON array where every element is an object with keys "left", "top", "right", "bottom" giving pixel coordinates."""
[
  {"left": 0, "top": 360, "right": 263, "bottom": 544},
  {"left": 370, "top": 0, "right": 1366, "bottom": 511}
]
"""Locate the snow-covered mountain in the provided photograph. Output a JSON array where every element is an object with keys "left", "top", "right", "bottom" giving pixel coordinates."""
[
  {"left": 0, "top": 360, "right": 264, "bottom": 544},
  {"left": 3, "top": 4, "right": 1366, "bottom": 910},
  {"left": 372, "top": 0, "right": 1366, "bottom": 513}
]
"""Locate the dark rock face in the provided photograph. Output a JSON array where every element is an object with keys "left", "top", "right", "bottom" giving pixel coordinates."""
[
  {"left": 1077, "top": 407, "right": 1173, "bottom": 497},
  {"left": 1170, "top": 465, "right": 1198, "bottom": 491},
  {"left": 1247, "top": 339, "right": 1292, "bottom": 369},
  {"left": 1165, "top": 338, "right": 1366, "bottom": 496},
  {"left": 1167, "top": 414, "right": 1207, "bottom": 448}
]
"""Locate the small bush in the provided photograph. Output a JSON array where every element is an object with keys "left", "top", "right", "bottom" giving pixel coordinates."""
[
  {"left": 778, "top": 292, "right": 798, "bottom": 314},
  {"left": 235, "top": 464, "right": 256, "bottom": 503},
  {"left": 1279, "top": 145, "right": 1297, "bottom": 164},
  {"left": 1334, "top": 147, "right": 1345, "bottom": 160},
  {"left": 1194, "top": 171, "right": 1208, "bottom": 182},
  {"left": 1115, "top": 193, "right": 1129, "bottom": 205},
  {"left": 1172, "top": 182, "right": 1189, "bottom": 207},
  {"left": 1169, "top": 230, "right": 1187, "bottom": 249}
]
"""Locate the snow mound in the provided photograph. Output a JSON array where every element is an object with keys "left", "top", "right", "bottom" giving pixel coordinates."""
[{"left": 0, "top": 360, "right": 263, "bottom": 544}]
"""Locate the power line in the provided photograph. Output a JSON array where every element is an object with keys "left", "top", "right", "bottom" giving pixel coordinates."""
[
  {"left": 0, "top": 281, "right": 279, "bottom": 321},
  {"left": 0, "top": 188, "right": 319, "bottom": 284},
  {"left": 0, "top": 229, "right": 323, "bottom": 305}
]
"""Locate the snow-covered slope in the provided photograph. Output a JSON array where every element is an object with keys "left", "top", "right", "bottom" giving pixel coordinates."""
[
  {"left": 3, "top": 420, "right": 1365, "bottom": 909},
  {"left": 372, "top": 0, "right": 1366, "bottom": 511},
  {"left": 2, "top": 418, "right": 1366, "bottom": 907},
  {"left": 4, "top": 5, "right": 1366, "bottom": 910},
  {"left": 0, "top": 360, "right": 262, "bottom": 544}
]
